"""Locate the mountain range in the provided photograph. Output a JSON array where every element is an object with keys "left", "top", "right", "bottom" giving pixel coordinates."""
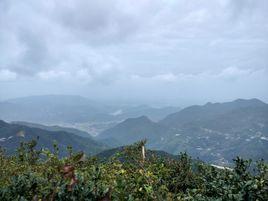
[
  {"left": 1, "top": 96, "right": 267, "bottom": 165},
  {"left": 0, "top": 95, "right": 179, "bottom": 124},
  {"left": 98, "top": 98, "right": 268, "bottom": 165}
]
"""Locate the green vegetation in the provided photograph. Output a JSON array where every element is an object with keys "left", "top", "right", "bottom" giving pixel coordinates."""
[{"left": 0, "top": 140, "right": 268, "bottom": 201}]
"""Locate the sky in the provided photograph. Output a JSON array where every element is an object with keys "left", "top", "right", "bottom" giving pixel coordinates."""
[{"left": 0, "top": 0, "right": 268, "bottom": 106}]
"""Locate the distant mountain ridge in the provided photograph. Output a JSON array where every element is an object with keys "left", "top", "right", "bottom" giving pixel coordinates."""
[
  {"left": 0, "top": 95, "right": 179, "bottom": 124},
  {"left": 0, "top": 120, "right": 108, "bottom": 156},
  {"left": 99, "top": 99, "right": 268, "bottom": 165},
  {"left": 1, "top": 97, "right": 267, "bottom": 165},
  {"left": 160, "top": 98, "right": 267, "bottom": 128},
  {"left": 11, "top": 121, "right": 93, "bottom": 138}
]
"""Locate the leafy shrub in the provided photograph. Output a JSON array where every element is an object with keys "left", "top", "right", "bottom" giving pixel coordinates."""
[{"left": 0, "top": 140, "right": 267, "bottom": 200}]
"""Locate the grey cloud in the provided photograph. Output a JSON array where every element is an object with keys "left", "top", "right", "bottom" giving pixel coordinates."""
[
  {"left": 0, "top": 0, "right": 267, "bottom": 104},
  {"left": 17, "top": 29, "right": 50, "bottom": 75},
  {"left": 0, "top": 0, "right": 127, "bottom": 80},
  {"left": 51, "top": 0, "right": 150, "bottom": 45}
]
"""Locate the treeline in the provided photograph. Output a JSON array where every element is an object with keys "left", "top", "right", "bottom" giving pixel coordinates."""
[{"left": 0, "top": 140, "right": 267, "bottom": 201}]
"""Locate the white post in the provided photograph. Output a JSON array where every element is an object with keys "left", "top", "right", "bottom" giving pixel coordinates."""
[{"left": 142, "top": 145, "right": 145, "bottom": 161}]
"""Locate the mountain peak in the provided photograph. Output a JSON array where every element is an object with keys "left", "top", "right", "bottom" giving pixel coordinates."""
[
  {"left": 203, "top": 98, "right": 266, "bottom": 108},
  {"left": 98, "top": 115, "right": 170, "bottom": 145},
  {"left": 160, "top": 98, "right": 268, "bottom": 128},
  {"left": 233, "top": 98, "right": 265, "bottom": 104},
  {"left": 124, "top": 115, "right": 152, "bottom": 124}
]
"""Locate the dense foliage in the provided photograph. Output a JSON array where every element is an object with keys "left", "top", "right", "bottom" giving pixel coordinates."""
[{"left": 0, "top": 140, "right": 267, "bottom": 201}]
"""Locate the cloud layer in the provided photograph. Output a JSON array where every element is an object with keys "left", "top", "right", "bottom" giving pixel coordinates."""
[{"left": 0, "top": 0, "right": 267, "bottom": 105}]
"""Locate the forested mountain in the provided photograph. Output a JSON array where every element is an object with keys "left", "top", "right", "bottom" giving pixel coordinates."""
[
  {"left": 99, "top": 99, "right": 268, "bottom": 165},
  {"left": 1, "top": 98, "right": 267, "bottom": 165},
  {"left": 0, "top": 120, "right": 107, "bottom": 156},
  {"left": 97, "top": 116, "right": 173, "bottom": 146},
  {"left": 12, "top": 121, "right": 92, "bottom": 138},
  {"left": 160, "top": 103, "right": 268, "bottom": 164},
  {"left": 160, "top": 98, "right": 266, "bottom": 128}
]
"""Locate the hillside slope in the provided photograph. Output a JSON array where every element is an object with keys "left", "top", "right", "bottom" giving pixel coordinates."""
[
  {"left": 0, "top": 120, "right": 108, "bottom": 156},
  {"left": 160, "top": 98, "right": 266, "bottom": 128},
  {"left": 12, "top": 121, "right": 93, "bottom": 138},
  {"left": 161, "top": 104, "right": 268, "bottom": 164},
  {"left": 98, "top": 116, "right": 173, "bottom": 147},
  {"left": 99, "top": 99, "right": 268, "bottom": 165}
]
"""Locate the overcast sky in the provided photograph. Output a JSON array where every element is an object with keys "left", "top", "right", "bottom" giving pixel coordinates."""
[{"left": 0, "top": 0, "right": 268, "bottom": 106}]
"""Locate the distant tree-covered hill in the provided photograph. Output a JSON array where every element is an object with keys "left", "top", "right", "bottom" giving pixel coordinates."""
[
  {"left": 12, "top": 121, "right": 93, "bottom": 138},
  {"left": 0, "top": 95, "right": 179, "bottom": 124},
  {"left": 0, "top": 120, "right": 108, "bottom": 156},
  {"left": 98, "top": 99, "right": 268, "bottom": 165},
  {"left": 97, "top": 116, "right": 173, "bottom": 146},
  {"left": 160, "top": 98, "right": 267, "bottom": 128}
]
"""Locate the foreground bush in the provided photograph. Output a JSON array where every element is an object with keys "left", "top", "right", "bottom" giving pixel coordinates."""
[{"left": 0, "top": 140, "right": 267, "bottom": 201}]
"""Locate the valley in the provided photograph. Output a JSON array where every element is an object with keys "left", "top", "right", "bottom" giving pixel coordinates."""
[{"left": 1, "top": 95, "right": 267, "bottom": 165}]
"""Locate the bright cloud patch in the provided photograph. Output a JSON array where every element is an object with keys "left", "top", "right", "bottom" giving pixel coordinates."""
[{"left": 0, "top": 69, "right": 17, "bottom": 81}]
